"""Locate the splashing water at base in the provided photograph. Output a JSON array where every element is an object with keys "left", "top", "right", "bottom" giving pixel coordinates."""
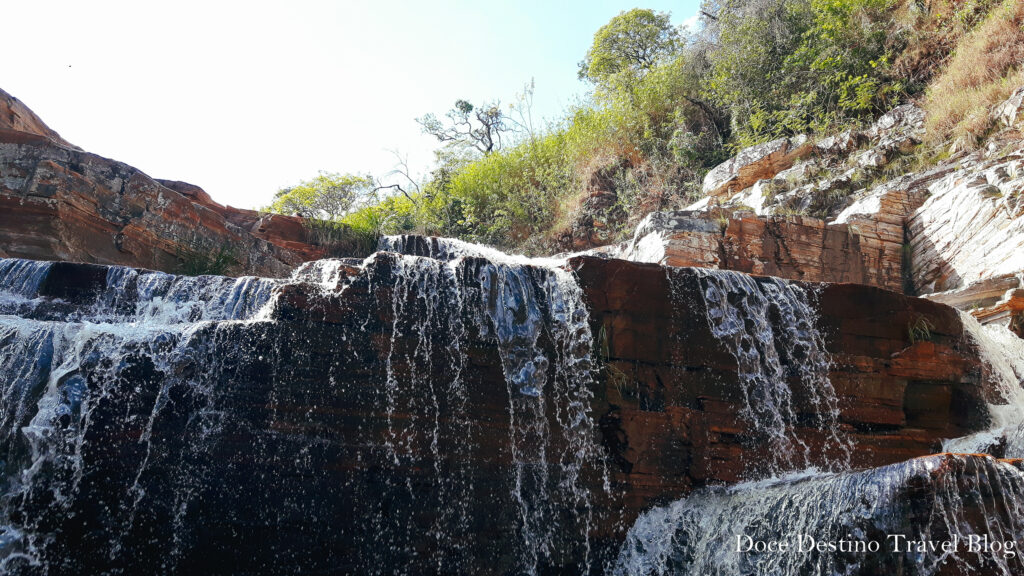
[
  {"left": 615, "top": 454, "right": 1024, "bottom": 576},
  {"left": 944, "top": 313, "right": 1024, "bottom": 456}
]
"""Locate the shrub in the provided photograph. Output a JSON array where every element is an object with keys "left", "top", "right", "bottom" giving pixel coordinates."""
[
  {"left": 706, "top": 0, "right": 903, "bottom": 147},
  {"left": 444, "top": 131, "right": 575, "bottom": 245}
]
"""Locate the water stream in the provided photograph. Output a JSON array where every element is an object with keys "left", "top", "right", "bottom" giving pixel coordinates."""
[
  {"left": 0, "top": 241, "right": 607, "bottom": 574},
  {"left": 669, "top": 267, "right": 851, "bottom": 477},
  {"left": 1, "top": 241, "right": 1021, "bottom": 574}
]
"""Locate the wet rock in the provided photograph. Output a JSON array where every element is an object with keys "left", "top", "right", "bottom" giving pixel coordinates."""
[
  {"left": 0, "top": 249, "right": 993, "bottom": 574},
  {"left": 616, "top": 453, "right": 1024, "bottom": 576}
]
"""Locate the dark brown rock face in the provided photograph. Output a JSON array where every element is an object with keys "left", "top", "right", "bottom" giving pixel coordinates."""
[
  {"left": 573, "top": 257, "right": 986, "bottom": 491},
  {"left": 0, "top": 245, "right": 997, "bottom": 575},
  {"left": 0, "top": 88, "right": 324, "bottom": 276}
]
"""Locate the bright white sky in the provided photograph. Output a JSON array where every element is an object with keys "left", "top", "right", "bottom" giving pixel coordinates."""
[{"left": 3, "top": 0, "right": 699, "bottom": 210}]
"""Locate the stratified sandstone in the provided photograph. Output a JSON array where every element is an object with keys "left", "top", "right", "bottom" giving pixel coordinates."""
[
  {"left": 907, "top": 137, "right": 1024, "bottom": 294},
  {"left": 702, "top": 135, "right": 812, "bottom": 199},
  {"left": 572, "top": 257, "right": 987, "bottom": 493},
  {"left": 0, "top": 88, "right": 324, "bottom": 276},
  {"left": 0, "top": 88, "right": 79, "bottom": 149},
  {"left": 0, "top": 251, "right": 994, "bottom": 574},
  {"left": 620, "top": 210, "right": 904, "bottom": 290}
]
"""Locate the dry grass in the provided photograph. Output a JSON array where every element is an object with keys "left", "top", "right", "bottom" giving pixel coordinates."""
[
  {"left": 891, "top": 0, "right": 1001, "bottom": 88},
  {"left": 924, "top": 0, "right": 1024, "bottom": 149}
]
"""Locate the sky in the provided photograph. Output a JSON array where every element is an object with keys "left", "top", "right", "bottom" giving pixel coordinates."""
[{"left": 3, "top": 0, "right": 700, "bottom": 210}]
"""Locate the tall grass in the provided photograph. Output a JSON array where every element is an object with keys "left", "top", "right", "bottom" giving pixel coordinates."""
[{"left": 924, "top": 0, "right": 1024, "bottom": 149}]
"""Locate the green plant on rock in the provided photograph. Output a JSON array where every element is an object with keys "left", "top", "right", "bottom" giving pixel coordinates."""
[
  {"left": 176, "top": 240, "right": 238, "bottom": 276},
  {"left": 907, "top": 315, "right": 935, "bottom": 343}
]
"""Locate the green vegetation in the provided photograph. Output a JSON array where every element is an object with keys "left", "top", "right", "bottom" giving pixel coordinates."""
[
  {"left": 907, "top": 315, "right": 935, "bottom": 343},
  {"left": 267, "top": 1, "right": 1015, "bottom": 254},
  {"left": 269, "top": 171, "right": 375, "bottom": 220},
  {"left": 176, "top": 240, "right": 238, "bottom": 276}
]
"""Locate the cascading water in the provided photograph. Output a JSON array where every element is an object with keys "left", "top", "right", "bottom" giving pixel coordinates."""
[
  {"left": 670, "top": 267, "right": 851, "bottom": 476},
  {"left": 378, "top": 235, "right": 607, "bottom": 574},
  {"left": 614, "top": 267, "right": 866, "bottom": 575},
  {"left": 944, "top": 313, "right": 1024, "bottom": 457},
  {"left": 5, "top": 242, "right": 1015, "bottom": 575},
  {"left": 619, "top": 272, "right": 1024, "bottom": 576},
  {"left": 0, "top": 238, "right": 608, "bottom": 574},
  {"left": 614, "top": 454, "right": 1024, "bottom": 576},
  {"left": 0, "top": 260, "right": 284, "bottom": 573}
]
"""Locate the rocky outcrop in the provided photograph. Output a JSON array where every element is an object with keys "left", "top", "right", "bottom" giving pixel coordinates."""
[
  {"left": 618, "top": 104, "right": 937, "bottom": 292},
  {"left": 702, "top": 135, "right": 812, "bottom": 199},
  {"left": 0, "top": 88, "right": 79, "bottom": 149},
  {"left": 993, "top": 85, "right": 1024, "bottom": 129},
  {"left": 0, "top": 246, "right": 994, "bottom": 574},
  {"left": 907, "top": 136, "right": 1024, "bottom": 295},
  {"left": 619, "top": 210, "right": 904, "bottom": 291},
  {"left": 624, "top": 94, "right": 1024, "bottom": 340},
  {"left": 0, "top": 88, "right": 324, "bottom": 276}
]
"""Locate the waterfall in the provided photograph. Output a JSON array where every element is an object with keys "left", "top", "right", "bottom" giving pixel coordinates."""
[
  {"left": 0, "top": 260, "right": 51, "bottom": 302},
  {"left": 0, "top": 259, "right": 280, "bottom": 573},
  {"left": 0, "top": 240, "right": 607, "bottom": 574},
  {"left": 671, "top": 268, "right": 851, "bottom": 476},
  {"left": 615, "top": 454, "right": 1024, "bottom": 576},
  {"left": 378, "top": 235, "right": 607, "bottom": 574},
  {"left": 944, "top": 313, "right": 1024, "bottom": 456}
]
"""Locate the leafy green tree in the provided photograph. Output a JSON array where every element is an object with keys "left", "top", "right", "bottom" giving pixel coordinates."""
[
  {"left": 702, "top": 0, "right": 901, "bottom": 145},
  {"left": 268, "top": 172, "right": 374, "bottom": 220},
  {"left": 578, "top": 9, "right": 682, "bottom": 88}
]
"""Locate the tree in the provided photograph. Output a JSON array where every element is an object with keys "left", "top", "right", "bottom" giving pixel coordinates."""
[
  {"left": 578, "top": 9, "right": 682, "bottom": 87},
  {"left": 417, "top": 99, "right": 509, "bottom": 155},
  {"left": 268, "top": 171, "right": 374, "bottom": 220}
]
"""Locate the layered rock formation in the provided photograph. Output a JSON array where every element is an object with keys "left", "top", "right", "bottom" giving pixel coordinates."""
[
  {"left": 621, "top": 94, "right": 1024, "bottom": 335},
  {"left": 619, "top": 211, "right": 904, "bottom": 291},
  {"left": 2, "top": 81, "right": 1024, "bottom": 576},
  {"left": 0, "top": 241, "right": 1000, "bottom": 574},
  {"left": 0, "top": 88, "right": 323, "bottom": 277},
  {"left": 616, "top": 104, "right": 933, "bottom": 295}
]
